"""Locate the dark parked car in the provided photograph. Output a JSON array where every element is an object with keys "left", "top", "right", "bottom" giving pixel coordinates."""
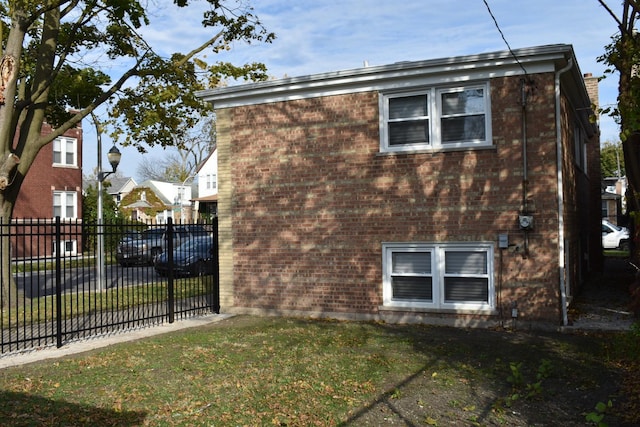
[
  {"left": 154, "top": 235, "right": 216, "bottom": 277},
  {"left": 116, "top": 225, "right": 210, "bottom": 267}
]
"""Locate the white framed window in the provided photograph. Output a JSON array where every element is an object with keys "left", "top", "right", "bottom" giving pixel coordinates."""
[
  {"left": 53, "top": 240, "right": 77, "bottom": 256},
  {"left": 380, "top": 84, "right": 491, "bottom": 153},
  {"left": 53, "top": 137, "right": 77, "bottom": 167},
  {"left": 382, "top": 242, "right": 494, "bottom": 311},
  {"left": 53, "top": 191, "right": 77, "bottom": 219},
  {"left": 205, "top": 174, "right": 217, "bottom": 190}
]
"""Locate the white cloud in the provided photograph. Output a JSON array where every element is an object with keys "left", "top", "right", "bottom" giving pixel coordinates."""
[{"left": 85, "top": 0, "right": 623, "bottom": 179}]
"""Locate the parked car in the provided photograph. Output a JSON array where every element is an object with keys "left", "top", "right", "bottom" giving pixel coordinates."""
[
  {"left": 116, "top": 225, "right": 209, "bottom": 267},
  {"left": 602, "top": 219, "right": 630, "bottom": 251},
  {"left": 154, "top": 235, "right": 216, "bottom": 277}
]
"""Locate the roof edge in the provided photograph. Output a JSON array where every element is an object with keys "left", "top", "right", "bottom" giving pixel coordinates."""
[{"left": 196, "top": 44, "right": 575, "bottom": 107}]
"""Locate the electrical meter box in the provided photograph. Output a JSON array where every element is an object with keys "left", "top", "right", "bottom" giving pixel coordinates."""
[{"left": 498, "top": 233, "right": 509, "bottom": 249}]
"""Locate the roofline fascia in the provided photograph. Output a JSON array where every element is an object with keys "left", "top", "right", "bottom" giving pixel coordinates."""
[{"left": 197, "top": 44, "right": 577, "bottom": 108}]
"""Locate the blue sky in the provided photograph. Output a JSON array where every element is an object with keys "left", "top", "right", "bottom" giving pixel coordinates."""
[{"left": 84, "top": 0, "right": 623, "bottom": 181}]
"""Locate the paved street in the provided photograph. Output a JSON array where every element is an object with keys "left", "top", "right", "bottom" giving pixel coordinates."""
[{"left": 14, "top": 264, "right": 161, "bottom": 297}]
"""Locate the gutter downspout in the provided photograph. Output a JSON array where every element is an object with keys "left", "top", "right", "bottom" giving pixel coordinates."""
[{"left": 555, "top": 58, "right": 573, "bottom": 327}]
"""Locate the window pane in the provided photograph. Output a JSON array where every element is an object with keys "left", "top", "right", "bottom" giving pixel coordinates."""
[
  {"left": 441, "top": 115, "right": 485, "bottom": 143},
  {"left": 392, "top": 276, "right": 433, "bottom": 301},
  {"left": 389, "top": 95, "right": 427, "bottom": 119},
  {"left": 389, "top": 120, "right": 429, "bottom": 145},
  {"left": 445, "top": 251, "right": 487, "bottom": 274},
  {"left": 441, "top": 89, "right": 484, "bottom": 115},
  {"left": 444, "top": 277, "right": 488, "bottom": 302},
  {"left": 392, "top": 252, "right": 431, "bottom": 274},
  {"left": 66, "top": 193, "right": 75, "bottom": 217}
]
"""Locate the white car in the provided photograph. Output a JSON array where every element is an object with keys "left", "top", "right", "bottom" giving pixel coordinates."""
[{"left": 602, "top": 219, "right": 630, "bottom": 251}]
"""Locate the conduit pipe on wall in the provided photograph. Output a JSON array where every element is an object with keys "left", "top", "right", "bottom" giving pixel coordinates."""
[
  {"left": 555, "top": 58, "right": 574, "bottom": 327},
  {"left": 521, "top": 79, "right": 531, "bottom": 258}
]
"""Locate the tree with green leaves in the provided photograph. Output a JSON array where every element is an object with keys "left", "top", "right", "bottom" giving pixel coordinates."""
[
  {"left": 82, "top": 180, "right": 119, "bottom": 251},
  {"left": 0, "top": 0, "right": 274, "bottom": 306},
  {"left": 600, "top": 140, "right": 625, "bottom": 178},
  {"left": 597, "top": 1, "right": 639, "bottom": 210}
]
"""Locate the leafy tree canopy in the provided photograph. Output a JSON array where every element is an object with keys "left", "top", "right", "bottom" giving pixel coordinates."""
[
  {"left": 0, "top": 0, "right": 274, "bottom": 215},
  {"left": 600, "top": 140, "right": 625, "bottom": 178}
]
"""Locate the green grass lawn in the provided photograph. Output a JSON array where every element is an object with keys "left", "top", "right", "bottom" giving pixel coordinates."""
[{"left": 0, "top": 315, "right": 639, "bottom": 426}]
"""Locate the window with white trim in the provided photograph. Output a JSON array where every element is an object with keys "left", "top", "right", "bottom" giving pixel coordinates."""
[
  {"left": 206, "top": 174, "right": 217, "bottom": 190},
  {"left": 53, "top": 137, "right": 77, "bottom": 167},
  {"left": 382, "top": 243, "right": 494, "bottom": 310},
  {"left": 381, "top": 84, "right": 491, "bottom": 152},
  {"left": 53, "top": 191, "right": 77, "bottom": 219}
]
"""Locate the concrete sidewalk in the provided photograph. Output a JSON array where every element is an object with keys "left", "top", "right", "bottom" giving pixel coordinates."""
[
  {"left": 0, "top": 313, "right": 235, "bottom": 369},
  {"left": 567, "top": 257, "right": 636, "bottom": 331}
]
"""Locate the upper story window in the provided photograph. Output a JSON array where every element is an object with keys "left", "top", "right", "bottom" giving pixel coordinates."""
[
  {"left": 53, "top": 137, "right": 77, "bottom": 167},
  {"left": 381, "top": 84, "right": 491, "bottom": 153},
  {"left": 208, "top": 174, "right": 217, "bottom": 190},
  {"left": 53, "top": 191, "right": 77, "bottom": 219},
  {"left": 574, "top": 123, "right": 587, "bottom": 172}
]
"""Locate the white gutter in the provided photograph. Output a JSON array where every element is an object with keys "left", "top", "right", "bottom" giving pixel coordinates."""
[{"left": 555, "top": 58, "right": 573, "bottom": 326}]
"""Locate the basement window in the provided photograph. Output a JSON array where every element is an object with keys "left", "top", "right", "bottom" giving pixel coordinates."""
[{"left": 382, "top": 242, "right": 494, "bottom": 311}]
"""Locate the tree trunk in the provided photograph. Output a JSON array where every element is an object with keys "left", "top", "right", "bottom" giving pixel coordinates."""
[{"left": 0, "top": 189, "right": 20, "bottom": 309}]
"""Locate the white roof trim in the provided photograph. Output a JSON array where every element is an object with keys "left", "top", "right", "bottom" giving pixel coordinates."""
[{"left": 197, "top": 44, "right": 576, "bottom": 108}]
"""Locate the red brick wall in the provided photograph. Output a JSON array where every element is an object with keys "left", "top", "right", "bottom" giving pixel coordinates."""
[
  {"left": 222, "top": 73, "right": 589, "bottom": 324},
  {"left": 13, "top": 122, "right": 83, "bottom": 257},
  {"left": 14, "top": 122, "right": 83, "bottom": 220}
]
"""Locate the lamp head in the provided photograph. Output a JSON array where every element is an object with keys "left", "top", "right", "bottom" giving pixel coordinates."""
[{"left": 107, "top": 145, "right": 121, "bottom": 172}]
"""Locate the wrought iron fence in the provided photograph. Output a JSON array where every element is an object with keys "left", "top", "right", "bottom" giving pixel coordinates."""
[{"left": 0, "top": 217, "right": 219, "bottom": 355}]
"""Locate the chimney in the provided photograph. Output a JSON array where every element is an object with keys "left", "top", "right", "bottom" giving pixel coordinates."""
[{"left": 583, "top": 73, "right": 599, "bottom": 114}]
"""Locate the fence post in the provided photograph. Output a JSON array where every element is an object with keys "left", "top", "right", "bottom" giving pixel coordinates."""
[
  {"left": 55, "top": 216, "right": 63, "bottom": 348},
  {"left": 212, "top": 218, "right": 220, "bottom": 314},
  {"left": 167, "top": 217, "right": 174, "bottom": 323}
]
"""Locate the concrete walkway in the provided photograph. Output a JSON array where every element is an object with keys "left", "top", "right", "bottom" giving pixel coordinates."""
[
  {"left": 568, "top": 257, "right": 636, "bottom": 331},
  {"left": 0, "top": 313, "right": 235, "bottom": 369}
]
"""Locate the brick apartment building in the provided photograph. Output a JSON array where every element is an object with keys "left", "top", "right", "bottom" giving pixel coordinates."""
[
  {"left": 12, "top": 120, "right": 83, "bottom": 257},
  {"left": 197, "top": 44, "right": 601, "bottom": 328}
]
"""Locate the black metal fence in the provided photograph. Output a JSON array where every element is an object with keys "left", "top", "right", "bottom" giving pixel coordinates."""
[{"left": 0, "top": 217, "right": 219, "bottom": 355}]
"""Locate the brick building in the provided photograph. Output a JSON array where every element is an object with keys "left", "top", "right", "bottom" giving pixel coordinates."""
[
  {"left": 13, "top": 121, "right": 83, "bottom": 257},
  {"left": 197, "top": 44, "right": 601, "bottom": 328}
]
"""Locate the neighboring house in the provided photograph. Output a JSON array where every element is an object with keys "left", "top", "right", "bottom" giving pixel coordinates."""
[
  {"left": 106, "top": 176, "right": 137, "bottom": 206},
  {"left": 82, "top": 176, "right": 137, "bottom": 207},
  {"left": 193, "top": 146, "right": 218, "bottom": 219},
  {"left": 13, "top": 120, "right": 83, "bottom": 257},
  {"left": 197, "top": 44, "right": 602, "bottom": 328},
  {"left": 121, "top": 180, "right": 194, "bottom": 224},
  {"left": 602, "top": 176, "right": 626, "bottom": 226}
]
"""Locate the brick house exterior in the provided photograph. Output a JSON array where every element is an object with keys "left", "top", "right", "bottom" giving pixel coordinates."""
[
  {"left": 13, "top": 121, "right": 83, "bottom": 257},
  {"left": 197, "top": 44, "right": 601, "bottom": 328}
]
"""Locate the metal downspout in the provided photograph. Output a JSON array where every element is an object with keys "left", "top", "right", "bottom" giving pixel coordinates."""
[{"left": 555, "top": 58, "right": 573, "bottom": 326}]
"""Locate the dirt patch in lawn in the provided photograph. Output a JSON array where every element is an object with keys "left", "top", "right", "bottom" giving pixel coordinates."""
[{"left": 340, "top": 325, "right": 629, "bottom": 426}]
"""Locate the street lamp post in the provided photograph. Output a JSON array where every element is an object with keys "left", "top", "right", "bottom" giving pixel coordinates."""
[{"left": 96, "top": 143, "right": 121, "bottom": 291}]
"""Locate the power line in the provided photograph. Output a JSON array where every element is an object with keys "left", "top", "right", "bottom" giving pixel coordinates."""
[{"left": 482, "top": 0, "right": 528, "bottom": 75}]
